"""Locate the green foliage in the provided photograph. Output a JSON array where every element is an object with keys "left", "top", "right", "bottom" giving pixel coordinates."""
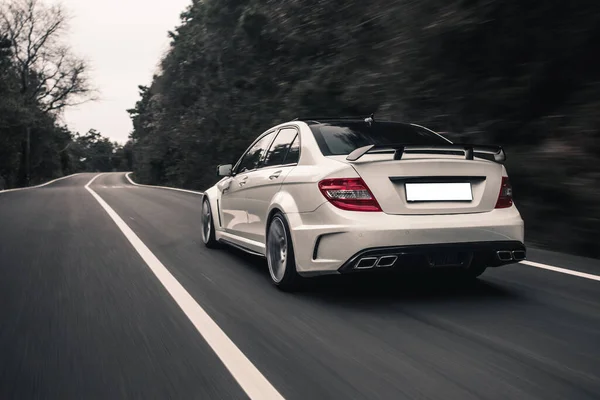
[{"left": 129, "top": 0, "right": 600, "bottom": 257}]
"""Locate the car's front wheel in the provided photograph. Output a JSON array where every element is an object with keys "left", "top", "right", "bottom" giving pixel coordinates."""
[
  {"left": 201, "top": 197, "right": 218, "bottom": 248},
  {"left": 266, "top": 212, "right": 301, "bottom": 291}
]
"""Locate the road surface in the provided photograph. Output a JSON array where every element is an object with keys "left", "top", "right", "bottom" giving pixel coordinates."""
[{"left": 1, "top": 173, "right": 599, "bottom": 400}]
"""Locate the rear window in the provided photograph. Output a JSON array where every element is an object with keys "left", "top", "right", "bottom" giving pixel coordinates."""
[{"left": 308, "top": 121, "right": 449, "bottom": 156}]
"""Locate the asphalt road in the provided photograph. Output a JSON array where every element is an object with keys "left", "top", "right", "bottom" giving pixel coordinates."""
[{"left": 1, "top": 172, "right": 599, "bottom": 400}]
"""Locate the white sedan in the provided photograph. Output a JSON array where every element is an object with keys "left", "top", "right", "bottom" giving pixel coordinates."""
[{"left": 201, "top": 117, "right": 525, "bottom": 290}]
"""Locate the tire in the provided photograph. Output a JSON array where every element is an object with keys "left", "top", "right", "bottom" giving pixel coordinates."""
[
  {"left": 201, "top": 197, "right": 219, "bottom": 248},
  {"left": 266, "top": 212, "right": 302, "bottom": 291}
]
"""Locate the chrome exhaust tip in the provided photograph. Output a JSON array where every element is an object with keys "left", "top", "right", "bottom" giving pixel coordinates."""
[
  {"left": 355, "top": 257, "right": 378, "bottom": 269},
  {"left": 376, "top": 255, "right": 398, "bottom": 268},
  {"left": 497, "top": 250, "right": 513, "bottom": 262},
  {"left": 512, "top": 250, "right": 526, "bottom": 261}
]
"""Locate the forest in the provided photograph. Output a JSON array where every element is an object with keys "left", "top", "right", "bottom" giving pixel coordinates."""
[
  {"left": 127, "top": 0, "right": 600, "bottom": 257},
  {"left": 0, "top": 0, "right": 131, "bottom": 190}
]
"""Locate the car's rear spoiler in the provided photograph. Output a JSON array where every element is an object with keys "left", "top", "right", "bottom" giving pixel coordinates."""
[{"left": 346, "top": 143, "right": 506, "bottom": 163}]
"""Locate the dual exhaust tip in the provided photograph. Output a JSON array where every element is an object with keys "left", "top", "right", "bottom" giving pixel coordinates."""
[
  {"left": 497, "top": 250, "right": 526, "bottom": 262},
  {"left": 355, "top": 255, "right": 398, "bottom": 269}
]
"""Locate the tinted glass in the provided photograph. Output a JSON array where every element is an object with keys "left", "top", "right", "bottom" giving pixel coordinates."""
[
  {"left": 309, "top": 121, "right": 449, "bottom": 156},
  {"left": 263, "top": 128, "right": 298, "bottom": 167},
  {"left": 283, "top": 134, "right": 300, "bottom": 164},
  {"left": 235, "top": 132, "right": 275, "bottom": 173}
]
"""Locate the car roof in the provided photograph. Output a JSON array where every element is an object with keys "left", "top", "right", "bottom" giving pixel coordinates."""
[{"left": 300, "top": 119, "right": 413, "bottom": 126}]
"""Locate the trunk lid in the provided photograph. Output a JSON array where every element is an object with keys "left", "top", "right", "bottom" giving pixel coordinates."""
[{"left": 333, "top": 153, "right": 503, "bottom": 215}]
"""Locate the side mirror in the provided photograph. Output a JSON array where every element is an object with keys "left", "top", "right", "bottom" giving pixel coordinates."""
[{"left": 217, "top": 164, "right": 233, "bottom": 176}]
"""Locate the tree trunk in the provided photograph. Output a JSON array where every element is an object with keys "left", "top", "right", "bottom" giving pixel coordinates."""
[{"left": 25, "top": 126, "right": 31, "bottom": 186}]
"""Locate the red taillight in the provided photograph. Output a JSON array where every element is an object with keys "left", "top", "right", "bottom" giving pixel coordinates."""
[
  {"left": 318, "top": 177, "right": 382, "bottom": 212},
  {"left": 495, "top": 177, "right": 513, "bottom": 209}
]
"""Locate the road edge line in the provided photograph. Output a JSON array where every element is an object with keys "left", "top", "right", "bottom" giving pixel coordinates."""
[
  {"left": 0, "top": 173, "right": 83, "bottom": 194},
  {"left": 520, "top": 260, "right": 600, "bottom": 282},
  {"left": 85, "top": 174, "right": 284, "bottom": 400},
  {"left": 125, "top": 172, "right": 203, "bottom": 195}
]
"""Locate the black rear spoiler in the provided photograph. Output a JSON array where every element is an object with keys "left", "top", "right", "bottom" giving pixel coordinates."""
[{"left": 346, "top": 143, "right": 506, "bottom": 163}]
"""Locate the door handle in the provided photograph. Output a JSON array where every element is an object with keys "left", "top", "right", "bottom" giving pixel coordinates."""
[
  {"left": 238, "top": 176, "right": 248, "bottom": 187},
  {"left": 269, "top": 171, "right": 282, "bottom": 180}
]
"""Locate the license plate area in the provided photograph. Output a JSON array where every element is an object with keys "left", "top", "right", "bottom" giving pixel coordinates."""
[
  {"left": 427, "top": 252, "right": 469, "bottom": 268},
  {"left": 405, "top": 182, "right": 473, "bottom": 202}
]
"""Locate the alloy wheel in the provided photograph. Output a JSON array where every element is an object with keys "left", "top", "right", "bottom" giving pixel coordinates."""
[
  {"left": 201, "top": 200, "right": 211, "bottom": 244},
  {"left": 267, "top": 217, "right": 287, "bottom": 283}
]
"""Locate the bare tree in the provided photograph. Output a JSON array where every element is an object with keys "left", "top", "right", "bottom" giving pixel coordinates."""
[
  {"left": 0, "top": 0, "right": 95, "bottom": 183},
  {"left": 1, "top": 0, "right": 93, "bottom": 111}
]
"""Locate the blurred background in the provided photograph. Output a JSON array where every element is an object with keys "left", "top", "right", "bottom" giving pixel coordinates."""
[{"left": 1, "top": 0, "right": 599, "bottom": 258}]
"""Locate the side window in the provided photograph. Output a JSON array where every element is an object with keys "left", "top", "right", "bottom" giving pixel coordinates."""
[
  {"left": 263, "top": 128, "right": 298, "bottom": 167},
  {"left": 282, "top": 134, "right": 300, "bottom": 165},
  {"left": 235, "top": 132, "right": 275, "bottom": 174}
]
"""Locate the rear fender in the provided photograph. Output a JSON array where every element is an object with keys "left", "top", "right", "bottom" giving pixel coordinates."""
[{"left": 268, "top": 190, "right": 300, "bottom": 216}]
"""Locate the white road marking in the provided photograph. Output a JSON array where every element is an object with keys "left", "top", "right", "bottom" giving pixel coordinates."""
[
  {"left": 520, "top": 260, "right": 600, "bottom": 282},
  {"left": 0, "top": 173, "right": 82, "bottom": 194},
  {"left": 85, "top": 174, "right": 284, "bottom": 400},
  {"left": 125, "top": 172, "right": 203, "bottom": 195}
]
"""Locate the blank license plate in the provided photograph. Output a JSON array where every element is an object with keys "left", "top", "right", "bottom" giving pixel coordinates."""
[{"left": 405, "top": 182, "right": 472, "bottom": 202}]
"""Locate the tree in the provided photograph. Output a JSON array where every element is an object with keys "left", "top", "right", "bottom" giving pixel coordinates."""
[
  {"left": 69, "top": 129, "right": 124, "bottom": 173},
  {"left": 0, "top": 0, "right": 94, "bottom": 185}
]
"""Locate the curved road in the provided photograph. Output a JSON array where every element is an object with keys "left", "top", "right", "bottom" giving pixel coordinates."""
[{"left": 1, "top": 173, "right": 599, "bottom": 399}]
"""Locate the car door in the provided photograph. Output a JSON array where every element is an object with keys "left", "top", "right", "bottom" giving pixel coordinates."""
[
  {"left": 220, "top": 131, "right": 276, "bottom": 238},
  {"left": 243, "top": 127, "right": 301, "bottom": 243}
]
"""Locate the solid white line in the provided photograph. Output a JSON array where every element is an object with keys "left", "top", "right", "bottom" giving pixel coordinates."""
[
  {"left": 0, "top": 173, "right": 82, "bottom": 194},
  {"left": 520, "top": 260, "right": 600, "bottom": 282},
  {"left": 125, "top": 172, "right": 203, "bottom": 195},
  {"left": 84, "top": 174, "right": 283, "bottom": 400}
]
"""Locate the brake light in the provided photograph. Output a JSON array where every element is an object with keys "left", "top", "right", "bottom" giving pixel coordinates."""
[
  {"left": 495, "top": 177, "right": 513, "bottom": 209},
  {"left": 318, "top": 178, "right": 382, "bottom": 212}
]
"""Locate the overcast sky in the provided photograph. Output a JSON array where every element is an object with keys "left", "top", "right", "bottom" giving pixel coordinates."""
[{"left": 53, "top": 0, "right": 192, "bottom": 143}]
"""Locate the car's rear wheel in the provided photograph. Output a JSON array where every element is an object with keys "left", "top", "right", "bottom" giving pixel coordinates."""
[
  {"left": 266, "top": 213, "right": 301, "bottom": 291},
  {"left": 201, "top": 197, "right": 218, "bottom": 248}
]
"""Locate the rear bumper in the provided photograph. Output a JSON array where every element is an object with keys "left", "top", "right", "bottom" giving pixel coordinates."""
[
  {"left": 337, "top": 240, "right": 526, "bottom": 274},
  {"left": 286, "top": 202, "right": 525, "bottom": 276}
]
